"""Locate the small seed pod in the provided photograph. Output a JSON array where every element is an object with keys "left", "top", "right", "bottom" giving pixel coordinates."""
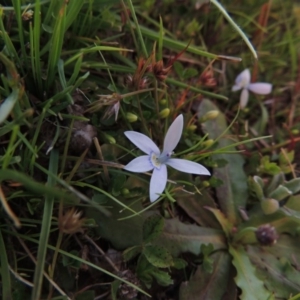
[
  {"left": 59, "top": 208, "right": 85, "bottom": 234},
  {"left": 187, "top": 124, "right": 197, "bottom": 132},
  {"left": 122, "top": 188, "right": 130, "bottom": 196},
  {"left": 159, "top": 99, "right": 168, "bottom": 105},
  {"left": 199, "top": 69, "right": 217, "bottom": 87},
  {"left": 202, "top": 139, "right": 214, "bottom": 148},
  {"left": 103, "top": 133, "right": 116, "bottom": 144},
  {"left": 261, "top": 198, "right": 279, "bottom": 215},
  {"left": 126, "top": 112, "right": 138, "bottom": 123},
  {"left": 159, "top": 108, "right": 170, "bottom": 118},
  {"left": 199, "top": 110, "right": 219, "bottom": 122},
  {"left": 255, "top": 224, "right": 278, "bottom": 246},
  {"left": 202, "top": 180, "right": 210, "bottom": 187}
]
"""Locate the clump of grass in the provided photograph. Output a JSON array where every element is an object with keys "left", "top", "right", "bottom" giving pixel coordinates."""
[{"left": 1, "top": 1, "right": 300, "bottom": 299}]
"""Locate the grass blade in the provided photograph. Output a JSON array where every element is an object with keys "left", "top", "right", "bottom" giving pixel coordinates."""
[
  {"left": 31, "top": 149, "right": 59, "bottom": 300},
  {"left": 31, "top": 0, "right": 43, "bottom": 94},
  {"left": 126, "top": 0, "right": 148, "bottom": 57},
  {"left": 11, "top": 0, "right": 28, "bottom": 69},
  {"left": 210, "top": 0, "right": 257, "bottom": 59},
  {"left": 46, "top": 0, "right": 67, "bottom": 89},
  {"left": 0, "top": 88, "right": 20, "bottom": 124},
  {"left": 0, "top": 230, "right": 12, "bottom": 299}
]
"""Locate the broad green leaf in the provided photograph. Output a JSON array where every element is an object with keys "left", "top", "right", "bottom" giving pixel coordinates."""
[
  {"left": 179, "top": 252, "right": 232, "bottom": 300},
  {"left": 283, "top": 178, "right": 300, "bottom": 194},
  {"left": 252, "top": 102, "right": 269, "bottom": 136},
  {"left": 136, "top": 255, "right": 173, "bottom": 288},
  {"left": 269, "top": 185, "right": 292, "bottom": 201},
  {"left": 266, "top": 173, "right": 285, "bottom": 196},
  {"left": 170, "top": 167, "right": 220, "bottom": 228},
  {"left": 247, "top": 245, "right": 300, "bottom": 298},
  {"left": 143, "top": 214, "right": 164, "bottom": 243},
  {"left": 136, "top": 254, "right": 155, "bottom": 286},
  {"left": 111, "top": 173, "right": 126, "bottom": 196},
  {"left": 177, "top": 189, "right": 221, "bottom": 228},
  {"left": 201, "top": 244, "right": 215, "bottom": 273},
  {"left": 123, "top": 245, "right": 143, "bottom": 262},
  {"left": 279, "top": 149, "right": 295, "bottom": 173},
  {"left": 286, "top": 195, "right": 300, "bottom": 211},
  {"left": 143, "top": 245, "right": 174, "bottom": 268},
  {"left": 86, "top": 199, "right": 146, "bottom": 249},
  {"left": 198, "top": 99, "right": 248, "bottom": 224},
  {"left": 173, "top": 258, "right": 188, "bottom": 269},
  {"left": 248, "top": 176, "right": 265, "bottom": 201},
  {"left": 229, "top": 246, "right": 272, "bottom": 300},
  {"left": 279, "top": 149, "right": 294, "bottom": 165},
  {"left": 259, "top": 156, "right": 281, "bottom": 175},
  {"left": 154, "top": 218, "right": 226, "bottom": 256},
  {"left": 206, "top": 208, "right": 233, "bottom": 237},
  {"left": 182, "top": 67, "right": 198, "bottom": 79},
  {"left": 201, "top": 244, "right": 214, "bottom": 257},
  {"left": 201, "top": 244, "right": 214, "bottom": 273},
  {"left": 253, "top": 176, "right": 265, "bottom": 189},
  {"left": 151, "top": 269, "right": 173, "bottom": 286},
  {"left": 208, "top": 176, "right": 224, "bottom": 187},
  {"left": 241, "top": 209, "right": 300, "bottom": 235},
  {"left": 260, "top": 234, "right": 300, "bottom": 267},
  {"left": 173, "top": 61, "right": 184, "bottom": 78}
]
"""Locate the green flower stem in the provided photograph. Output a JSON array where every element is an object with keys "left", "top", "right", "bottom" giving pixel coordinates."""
[
  {"left": 210, "top": 0, "right": 257, "bottom": 59},
  {"left": 125, "top": 0, "right": 148, "bottom": 57},
  {"left": 1, "top": 0, "right": 50, "bottom": 10},
  {"left": 47, "top": 231, "right": 63, "bottom": 300},
  {"left": 31, "top": 150, "right": 59, "bottom": 300}
]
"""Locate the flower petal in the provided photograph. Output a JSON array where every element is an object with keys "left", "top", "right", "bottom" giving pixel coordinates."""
[
  {"left": 166, "top": 158, "right": 210, "bottom": 175},
  {"left": 149, "top": 164, "right": 167, "bottom": 202},
  {"left": 234, "top": 69, "right": 250, "bottom": 89},
  {"left": 162, "top": 114, "right": 183, "bottom": 154},
  {"left": 240, "top": 88, "right": 249, "bottom": 109},
  {"left": 123, "top": 155, "right": 154, "bottom": 173},
  {"left": 232, "top": 84, "right": 241, "bottom": 92},
  {"left": 124, "top": 131, "right": 159, "bottom": 155},
  {"left": 248, "top": 83, "right": 272, "bottom": 95}
]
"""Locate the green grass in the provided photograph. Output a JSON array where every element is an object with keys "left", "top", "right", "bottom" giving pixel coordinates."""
[{"left": 1, "top": 0, "right": 300, "bottom": 299}]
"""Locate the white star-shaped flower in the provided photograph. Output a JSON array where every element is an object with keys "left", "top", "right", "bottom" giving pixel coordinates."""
[
  {"left": 232, "top": 69, "right": 272, "bottom": 108},
  {"left": 123, "top": 114, "right": 211, "bottom": 202}
]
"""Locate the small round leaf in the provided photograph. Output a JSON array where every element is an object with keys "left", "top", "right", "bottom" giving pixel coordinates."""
[
  {"left": 143, "top": 215, "right": 164, "bottom": 243},
  {"left": 143, "top": 245, "right": 173, "bottom": 268}
]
